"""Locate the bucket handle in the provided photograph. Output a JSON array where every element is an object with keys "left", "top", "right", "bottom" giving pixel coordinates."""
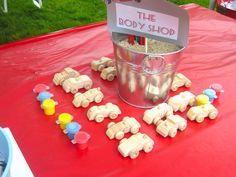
[{"left": 142, "top": 55, "right": 165, "bottom": 75}]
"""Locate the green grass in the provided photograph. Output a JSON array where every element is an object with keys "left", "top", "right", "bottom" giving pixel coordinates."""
[
  {"left": 0, "top": 0, "right": 208, "bottom": 44},
  {"left": 0, "top": 0, "right": 107, "bottom": 44},
  {"left": 168, "top": 0, "right": 208, "bottom": 7}
]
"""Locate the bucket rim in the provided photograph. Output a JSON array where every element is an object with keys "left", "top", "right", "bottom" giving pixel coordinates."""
[{"left": 111, "top": 32, "right": 185, "bottom": 56}]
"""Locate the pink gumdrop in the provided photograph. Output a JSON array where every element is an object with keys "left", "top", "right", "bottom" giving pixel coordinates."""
[
  {"left": 209, "top": 83, "right": 224, "bottom": 99},
  {"left": 33, "top": 84, "right": 49, "bottom": 93},
  {"left": 74, "top": 131, "right": 91, "bottom": 150}
]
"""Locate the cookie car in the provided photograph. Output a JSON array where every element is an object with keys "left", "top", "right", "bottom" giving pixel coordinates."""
[
  {"left": 91, "top": 57, "right": 114, "bottom": 72},
  {"left": 156, "top": 119, "right": 178, "bottom": 138},
  {"left": 143, "top": 103, "right": 173, "bottom": 125},
  {"left": 106, "top": 116, "right": 141, "bottom": 140},
  {"left": 53, "top": 67, "right": 80, "bottom": 86},
  {"left": 168, "top": 91, "right": 195, "bottom": 112},
  {"left": 118, "top": 133, "right": 154, "bottom": 159},
  {"left": 87, "top": 103, "right": 121, "bottom": 123},
  {"left": 166, "top": 114, "right": 187, "bottom": 131},
  {"left": 62, "top": 75, "right": 93, "bottom": 94},
  {"left": 100, "top": 66, "right": 116, "bottom": 81},
  {"left": 72, "top": 88, "right": 104, "bottom": 108},
  {"left": 171, "top": 73, "right": 191, "bottom": 91},
  {"left": 187, "top": 104, "right": 218, "bottom": 123}
]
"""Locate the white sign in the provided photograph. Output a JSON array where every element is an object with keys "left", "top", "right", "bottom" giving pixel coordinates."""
[{"left": 116, "top": 3, "right": 179, "bottom": 40}]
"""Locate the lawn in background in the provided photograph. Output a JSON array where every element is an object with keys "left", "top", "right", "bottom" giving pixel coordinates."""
[
  {"left": 0, "top": 0, "right": 107, "bottom": 44},
  {"left": 0, "top": 0, "right": 208, "bottom": 44},
  {"left": 169, "top": 0, "right": 208, "bottom": 7}
]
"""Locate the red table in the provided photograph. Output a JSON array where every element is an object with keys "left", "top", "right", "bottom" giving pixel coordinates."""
[{"left": 0, "top": 4, "right": 236, "bottom": 177}]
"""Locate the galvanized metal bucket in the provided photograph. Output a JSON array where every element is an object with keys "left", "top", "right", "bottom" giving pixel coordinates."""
[{"left": 111, "top": 32, "right": 185, "bottom": 108}]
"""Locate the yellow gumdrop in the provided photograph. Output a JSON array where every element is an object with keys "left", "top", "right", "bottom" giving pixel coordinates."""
[
  {"left": 42, "top": 99, "right": 56, "bottom": 116},
  {"left": 196, "top": 94, "right": 209, "bottom": 106},
  {"left": 58, "top": 113, "right": 73, "bottom": 129}
]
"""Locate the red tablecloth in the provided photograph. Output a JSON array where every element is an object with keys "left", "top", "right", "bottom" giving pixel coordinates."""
[{"left": 0, "top": 4, "right": 236, "bottom": 177}]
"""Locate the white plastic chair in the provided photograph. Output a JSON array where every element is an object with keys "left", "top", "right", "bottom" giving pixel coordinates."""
[
  {"left": 2, "top": 0, "right": 8, "bottom": 13},
  {"left": 1, "top": 0, "right": 42, "bottom": 13},
  {"left": 32, "top": 0, "right": 42, "bottom": 8}
]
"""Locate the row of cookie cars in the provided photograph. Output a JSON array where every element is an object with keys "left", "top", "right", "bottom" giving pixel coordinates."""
[{"left": 50, "top": 57, "right": 223, "bottom": 159}]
